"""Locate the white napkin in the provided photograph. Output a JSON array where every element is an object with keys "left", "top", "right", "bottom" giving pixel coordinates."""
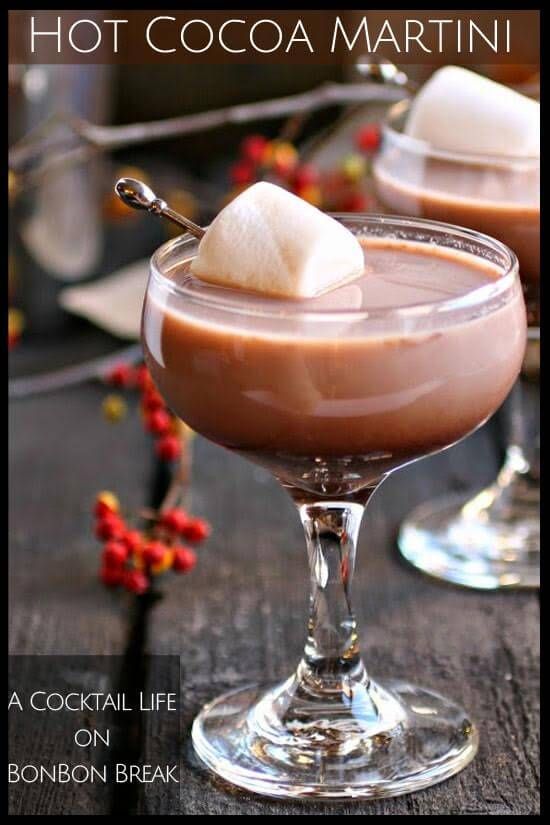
[{"left": 59, "top": 259, "right": 149, "bottom": 340}]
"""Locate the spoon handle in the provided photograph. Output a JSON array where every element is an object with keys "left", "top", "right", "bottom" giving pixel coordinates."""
[{"left": 160, "top": 205, "right": 206, "bottom": 239}]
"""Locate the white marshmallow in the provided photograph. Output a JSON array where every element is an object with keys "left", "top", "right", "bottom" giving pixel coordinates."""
[
  {"left": 191, "top": 182, "right": 364, "bottom": 299},
  {"left": 405, "top": 66, "right": 539, "bottom": 158}
]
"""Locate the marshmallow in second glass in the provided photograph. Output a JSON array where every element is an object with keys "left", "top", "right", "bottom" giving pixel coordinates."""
[{"left": 405, "top": 66, "right": 539, "bottom": 158}]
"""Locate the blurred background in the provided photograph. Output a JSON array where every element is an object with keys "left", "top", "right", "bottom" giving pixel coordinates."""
[{"left": 8, "top": 60, "right": 539, "bottom": 393}]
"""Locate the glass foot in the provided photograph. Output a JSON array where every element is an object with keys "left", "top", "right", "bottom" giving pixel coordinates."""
[
  {"left": 191, "top": 674, "right": 478, "bottom": 800},
  {"left": 398, "top": 474, "right": 540, "bottom": 590}
]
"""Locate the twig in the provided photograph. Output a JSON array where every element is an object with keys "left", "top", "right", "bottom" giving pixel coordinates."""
[
  {"left": 158, "top": 421, "right": 194, "bottom": 513},
  {"left": 76, "top": 83, "right": 401, "bottom": 148},
  {"left": 9, "top": 82, "right": 403, "bottom": 188},
  {"left": 8, "top": 343, "right": 143, "bottom": 400}
]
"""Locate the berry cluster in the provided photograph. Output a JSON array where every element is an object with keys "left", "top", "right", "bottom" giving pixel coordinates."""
[
  {"left": 230, "top": 135, "right": 305, "bottom": 192},
  {"left": 104, "top": 363, "right": 182, "bottom": 462},
  {"left": 95, "top": 491, "right": 210, "bottom": 594},
  {"left": 227, "top": 124, "right": 381, "bottom": 213}
]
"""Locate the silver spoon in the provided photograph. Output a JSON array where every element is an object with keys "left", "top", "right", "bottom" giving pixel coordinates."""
[
  {"left": 114, "top": 177, "right": 206, "bottom": 239},
  {"left": 355, "top": 56, "right": 418, "bottom": 95}
]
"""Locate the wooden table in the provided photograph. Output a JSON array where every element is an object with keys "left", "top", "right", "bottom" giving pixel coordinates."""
[{"left": 9, "top": 352, "right": 540, "bottom": 815}]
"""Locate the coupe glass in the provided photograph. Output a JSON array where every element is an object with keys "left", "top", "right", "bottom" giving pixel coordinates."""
[
  {"left": 142, "top": 215, "right": 525, "bottom": 800},
  {"left": 374, "top": 101, "right": 540, "bottom": 590}
]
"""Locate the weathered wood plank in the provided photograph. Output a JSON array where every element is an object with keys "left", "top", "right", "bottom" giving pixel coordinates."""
[
  {"left": 9, "top": 382, "right": 539, "bottom": 814},
  {"left": 9, "top": 382, "right": 155, "bottom": 815},
  {"left": 8, "top": 382, "right": 153, "bottom": 655}
]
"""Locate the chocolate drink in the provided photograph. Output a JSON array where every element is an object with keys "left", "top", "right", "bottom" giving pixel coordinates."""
[
  {"left": 373, "top": 155, "right": 540, "bottom": 288},
  {"left": 143, "top": 237, "right": 526, "bottom": 495}
]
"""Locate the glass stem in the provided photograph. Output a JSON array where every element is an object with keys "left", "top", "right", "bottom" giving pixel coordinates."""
[
  {"left": 293, "top": 491, "right": 376, "bottom": 693},
  {"left": 497, "top": 371, "right": 540, "bottom": 486}
]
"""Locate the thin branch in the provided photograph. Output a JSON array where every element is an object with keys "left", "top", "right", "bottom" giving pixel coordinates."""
[
  {"left": 79, "top": 82, "right": 401, "bottom": 149},
  {"left": 8, "top": 343, "right": 143, "bottom": 400},
  {"left": 9, "top": 82, "right": 403, "bottom": 187},
  {"left": 159, "top": 421, "right": 194, "bottom": 513}
]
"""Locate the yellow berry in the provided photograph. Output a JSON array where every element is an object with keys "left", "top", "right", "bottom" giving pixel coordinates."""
[
  {"left": 8, "top": 307, "right": 25, "bottom": 337},
  {"left": 261, "top": 140, "right": 275, "bottom": 165},
  {"left": 341, "top": 154, "right": 367, "bottom": 183},
  {"left": 263, "top": 140, "right": 298, "bottom": 173},
  {"left": 102, "top": 394, "right": 127, "bottom": 423},
  {"left": 151, "top": 548, "right": 175, "bottom": 575},
  {"left": 96, "top": 490, "right": 120, "bottom": 513},
  {"left": 297, "top": 184, "right": 323, "bottom": 207},
  {"left": 274, "top": 144, "right": 298, "bottom": 172}
]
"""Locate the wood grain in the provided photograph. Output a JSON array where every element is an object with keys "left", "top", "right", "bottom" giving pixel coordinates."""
[{"left": 9, "top": 381, "right": 539, "bottom": 815}]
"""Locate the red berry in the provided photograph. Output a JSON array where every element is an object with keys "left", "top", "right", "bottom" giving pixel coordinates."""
[
  {"left": 172, "top": 545, "right": 197, "bottom": 573},
  {"left": 156, "top": 435, "right": 181, "bottom": 462},
  {"left": 292, "top": 163, "right": 319, "bottom": 189},
  {"left": 94, "top": 500, "right": 115, "bottom": 519},
  {"left": 123, "top": 569, "right": 149, "bottom": 595},
  {"left": 160, "top": 508, "right": 189, "bottom": 534},
  {"left": 93, "top": 491, "right": 120, "bottom": 519},
  {"left": 106, "top": 363, "right": 135, "bottom": 388},
  {"left": 268, "top": 142, "right": 299, "bottom": 180},
  {"left": 122, "top": 529, "right": 143, "bottom": 555},
  {"left": 241, "top": 134, "right": 269, "bottom": 164},
  {"left": 182, "top": 517, "right": 211, "bottom": 543},
  {"left": 339, "top": 192, "right": 370, "bottom": 212},
  {"left": 294, "top": 182, "right": 322, "bottom": 207},
  {"left": 145, "top": 408, "right": 172, "bottom": 436},
  {"left": 142, "top": 541, "right": 167, "bottom": 566},
  {"left": 142, "top": 388, "right": 165, "bottom": 412},
  {"left": 356, "top": 124, "right": 381, "bottom": 153},
  {"left": 230, "top": 160, "right": 255, "bottom": 186},
  {"left": 95, "top": 513, "right": 126, "bottom": 541},
  {"left": 135, "top": 364, "right": 152, "bottom": 391},
  {"left": 100, "top": 565, "right": 124, "bottom": 587},
  {"left": 102, "top": 540, "right": 128, "bottom": 567}
]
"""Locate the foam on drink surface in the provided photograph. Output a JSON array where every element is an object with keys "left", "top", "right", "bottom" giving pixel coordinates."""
[{"left": 169, "top": 237, "right": 501, "bottom": 315}]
